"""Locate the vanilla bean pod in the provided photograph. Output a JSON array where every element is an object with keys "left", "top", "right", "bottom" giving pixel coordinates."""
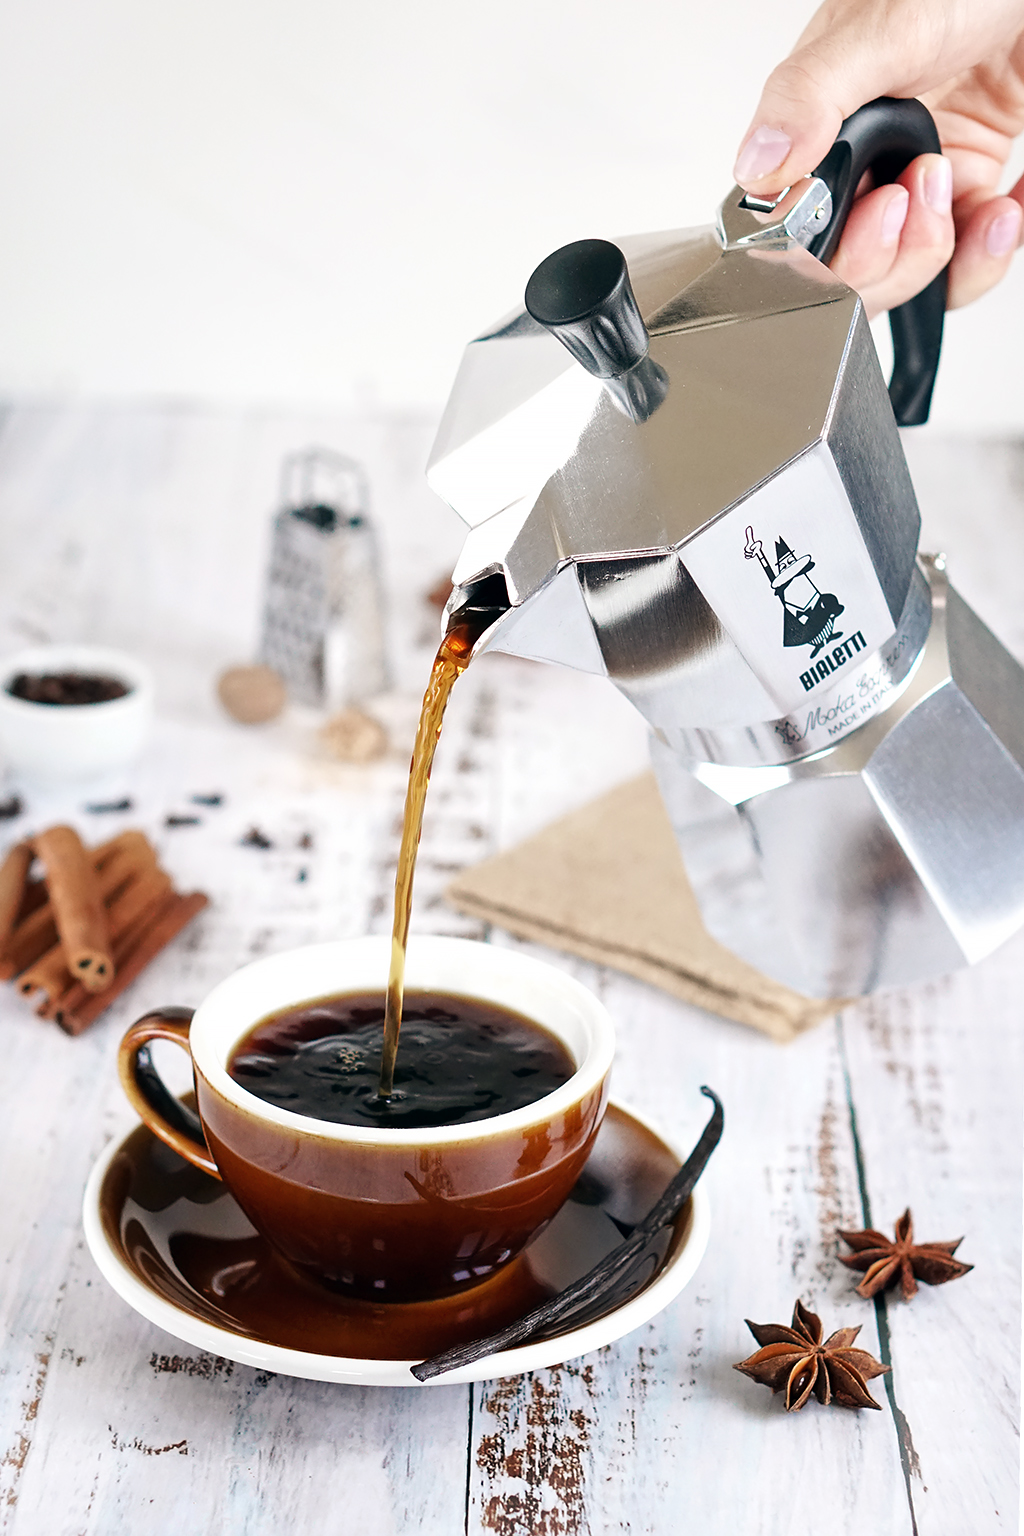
[{"left": 411, "top": 1085, "right": 723, "bottom": 1381}]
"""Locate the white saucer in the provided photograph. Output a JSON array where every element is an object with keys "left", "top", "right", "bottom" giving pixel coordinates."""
[{"left": 83, "top": 1101, "right": 710, "bottom": 1387}]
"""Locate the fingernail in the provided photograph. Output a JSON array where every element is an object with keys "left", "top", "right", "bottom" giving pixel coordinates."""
[
  {"left": 881, "top": 188, "right": 910, "bottom": 245},
  {"left": 734, "top": 126, "right": 792, "bottom": 184},
  {"left": 987, "top": 209, "right": 1022, "bottom": 258},
  {"left": 925, "top": 157, "right": 953, "bottom": 215}
]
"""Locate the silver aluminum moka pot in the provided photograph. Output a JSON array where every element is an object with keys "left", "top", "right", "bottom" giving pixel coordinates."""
[{"left": 428, "top": 99, "right": 1024, "bottom": 999}]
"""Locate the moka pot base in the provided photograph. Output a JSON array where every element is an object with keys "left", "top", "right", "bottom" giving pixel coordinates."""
[{"left": 653, "top": 556, "right": 1024, "bottom": 998}]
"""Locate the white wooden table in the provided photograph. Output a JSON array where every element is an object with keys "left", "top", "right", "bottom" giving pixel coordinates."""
[{"left": 0, "top": 404, "right": 1018, "bottom": 1535}]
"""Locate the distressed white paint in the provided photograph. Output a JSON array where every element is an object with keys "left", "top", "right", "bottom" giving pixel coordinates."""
[{"left": 0, "top": 404, "right": 1017, "bottom": 1535}]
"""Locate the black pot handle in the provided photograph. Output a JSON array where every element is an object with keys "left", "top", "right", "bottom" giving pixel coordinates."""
[{"left": 807, "top": 97, "right": 947, "bottom": 426}]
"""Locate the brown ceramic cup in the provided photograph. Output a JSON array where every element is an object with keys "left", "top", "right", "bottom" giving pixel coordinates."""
[{"left": 118, "top": 935, "right": 614, "bottom": 1303}]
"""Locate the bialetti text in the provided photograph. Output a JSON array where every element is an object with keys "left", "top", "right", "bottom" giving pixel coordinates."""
[{"left": 800, "top": 631, "right": 866, "bottom": 691}]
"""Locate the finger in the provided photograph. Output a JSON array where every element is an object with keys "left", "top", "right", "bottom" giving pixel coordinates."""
[
  {"left": 733, "top": 0, "right": 1024, "bottom": 195},
  {"left": 733, "top": 58, "right": 847, "bottom": 194},
  {"left": 828, "top": 184, "right": 909, "bottom": 296},
  {"left": 947, "top": 196, "right": 1024, "bottom": 309},
  {"left": 833, "top": 154, "right": 955, "bottom": 319},
  {"left": 733, "top": 33, "right": 924, "bottom": 194}
]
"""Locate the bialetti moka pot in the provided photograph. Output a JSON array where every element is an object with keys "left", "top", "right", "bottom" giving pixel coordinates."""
[{"left": 427, "top": 99, "right": 1024, "bottom": 999}]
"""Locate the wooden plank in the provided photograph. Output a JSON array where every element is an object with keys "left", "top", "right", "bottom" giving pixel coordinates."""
[
  {"left": 463, "top": 635, "right": 918, "bottom": 1533},
  {"left": 11, "top": 1225, "right": 470, "bottom": 1534},
  {"left": 465, "top": 959, "right": 914, "bottom": 1535},
  {"left": 458, "top": 432, "right": 1024, "bottom": 1536},
  {"left": 840, "top": 951, "right": 1023, "bottom": 1533},
  {"left": 0, "top": 1017, "right": 112, "bottom": 1523},
  {"left": 0, "top": 402, "right": 474, "bottom": 1535},
  {"left": 0, "top": 405, "right": 1016, "bottom": 1534}
]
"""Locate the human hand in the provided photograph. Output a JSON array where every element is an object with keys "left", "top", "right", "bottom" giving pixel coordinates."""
[{"left": 733, "top": 0, "right": 1024, "bottom": 317}]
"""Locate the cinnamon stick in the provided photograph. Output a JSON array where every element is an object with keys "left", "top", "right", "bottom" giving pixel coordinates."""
[
  {"left": 108, "top": 863, "right": 174, "bottom": 936},
  {"left": 18, "top": 943, "right": 70, "bottom": 1004},
  {"left": 92, "top": 830, "right": 156, "bottom": 883},
  {"left": 38, "top": 886, "right": 174, "bottom": 1017},
  {"left": 33, "top": 826, "right": 114, "bottom": 993},
  {"left": 35, "top": 892, "right": 164, "bottom": 1020},
  {"left": 17, "top": 878, "right": 49, "bottom": 923},
  {"left": 20, "top": 865, "right": 172, "bottom": 1003},
  {"left": 91, "top": 832, "right": 137, "bottom": 868},
  {"left": 0, "top": 844, "right": 32, "bottom": 953},
  {"left": 39, "top": 893, "right": 166, "bottom": 1023},
  {"left": 0, "top": 832, "right": 156, "bottom": 981},
  {"left": 51, "top": 891, "right": 209, "bottom": 1036}
]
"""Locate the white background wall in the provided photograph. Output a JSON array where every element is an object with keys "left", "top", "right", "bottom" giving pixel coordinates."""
[{"left": 0, "top": 0, "right": 1020, "bottom": 426}]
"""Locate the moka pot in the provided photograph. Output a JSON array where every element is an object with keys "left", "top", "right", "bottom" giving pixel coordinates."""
[{"left": 427, "top": 99, "right": 1024, "bottom": 999}]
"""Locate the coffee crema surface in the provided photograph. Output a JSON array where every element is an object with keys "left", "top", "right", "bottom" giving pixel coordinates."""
[{"left": 228, "top": 990, "right": 576, "bottom": 1131}]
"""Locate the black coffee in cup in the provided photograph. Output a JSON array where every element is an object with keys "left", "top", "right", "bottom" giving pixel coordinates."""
[{"left": 228, "top": 990, "right": 575, "bottom": 1131}]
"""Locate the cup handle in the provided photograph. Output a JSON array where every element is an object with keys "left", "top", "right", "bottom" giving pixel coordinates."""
[{"left": 118, "top": 1006, "right": 221, "bottom": 1179}]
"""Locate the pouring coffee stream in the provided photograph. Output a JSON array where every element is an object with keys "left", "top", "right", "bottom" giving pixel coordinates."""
[{"left": 377, "top": 583, "right": 510, "bottom": 1098}]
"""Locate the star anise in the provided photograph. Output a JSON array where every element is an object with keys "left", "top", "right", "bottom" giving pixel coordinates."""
[
  {"left": 734, "top": 1299, "right": 889, "bottom": 1411},
  {"left": 838, "top": 1209, "right": 973, "bottom": 1301}
]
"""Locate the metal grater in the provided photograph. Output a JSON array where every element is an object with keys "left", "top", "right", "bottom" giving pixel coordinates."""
[{"left": 259, "top": 448, "right": 390, "bottom": 709}]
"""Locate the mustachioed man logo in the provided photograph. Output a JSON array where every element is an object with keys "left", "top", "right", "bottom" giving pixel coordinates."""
[{"left": 743, "top": 526, "right": 844, "bottom": 658}]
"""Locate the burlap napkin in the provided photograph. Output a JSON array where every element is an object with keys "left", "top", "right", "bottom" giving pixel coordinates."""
[{"left": 446, "top": 772, "right": 842, "bottom": 1043}]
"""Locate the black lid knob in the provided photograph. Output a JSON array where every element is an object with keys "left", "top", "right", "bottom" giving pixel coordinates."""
[{"left": 525, "top": 239, "right": 649, "bottom": 379}]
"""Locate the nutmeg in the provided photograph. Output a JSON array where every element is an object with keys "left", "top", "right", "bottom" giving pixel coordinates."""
[
  {"left": 319, "top": 708, "right": 388, "bottom": 763},
  {"left": 217, "top": 665, "right": 287, "bottom": 724}
]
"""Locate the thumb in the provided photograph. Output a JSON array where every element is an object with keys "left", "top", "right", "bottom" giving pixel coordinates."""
[{"left": 733, "top": 4, "right": 954, "bottom": 192}]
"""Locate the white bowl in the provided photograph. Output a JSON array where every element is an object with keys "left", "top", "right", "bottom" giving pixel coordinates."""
[{"left": 0, "top": 644, "right": 154, "bottom": 783}]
